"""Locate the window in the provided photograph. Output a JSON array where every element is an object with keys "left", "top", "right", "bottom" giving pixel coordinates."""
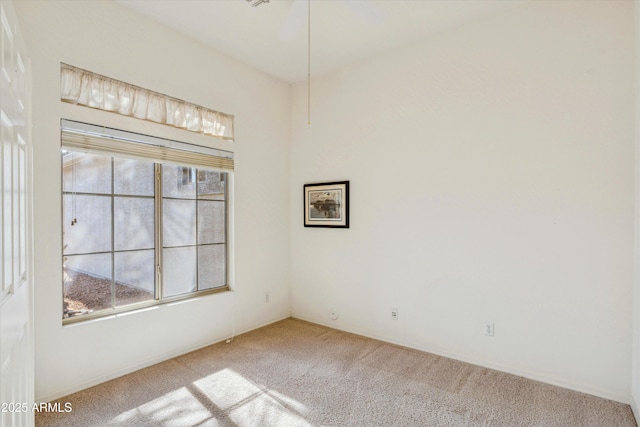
[{"left": 61, "top": 120, "right": 233, "bottom": 323}]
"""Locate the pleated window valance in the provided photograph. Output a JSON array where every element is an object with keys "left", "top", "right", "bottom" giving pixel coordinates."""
[{"left": 60, "top": 63, "right": 234, "bottom": 141}]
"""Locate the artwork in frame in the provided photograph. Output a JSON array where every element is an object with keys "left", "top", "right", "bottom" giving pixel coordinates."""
[{"left": 304, "top": 181, "right": 349, "bottom": 228}]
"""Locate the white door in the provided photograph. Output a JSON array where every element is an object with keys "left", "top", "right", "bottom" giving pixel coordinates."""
[{"left": 0, "top": 1, "right": 33, "bottom": 426}]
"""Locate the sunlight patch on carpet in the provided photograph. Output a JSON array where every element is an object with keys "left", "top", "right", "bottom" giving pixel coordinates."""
[
  {"left": 193, "top": 368, "right": 311, "bottom": 425},
  {"left": 110, "top": 368, "right": 312, "bottom": 426},
  {"left": 111, "top": 386, "right": 213, "bottom": 425}
]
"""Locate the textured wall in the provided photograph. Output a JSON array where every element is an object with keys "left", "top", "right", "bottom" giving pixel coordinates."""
[
  {"left": 290, "top": 0, "right": 636, "bottom": 402},
  {"left": 15, "top": 0, "right": 292, "bottom": 402}
]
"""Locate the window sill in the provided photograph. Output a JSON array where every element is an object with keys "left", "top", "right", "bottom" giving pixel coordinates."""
[{"left": 62, "top": 285, "right": 230, "bottom": 326}]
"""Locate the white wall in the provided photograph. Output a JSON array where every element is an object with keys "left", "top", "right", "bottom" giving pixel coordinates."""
[
  {"left": 290, "top": 0, "right": 636, "bottom": 403},
  {"left": 632, "top": 0, "right": 640, "bottom": 419},
  {"left": 14, "top": 0, "right": 291, "bottom": 402}
]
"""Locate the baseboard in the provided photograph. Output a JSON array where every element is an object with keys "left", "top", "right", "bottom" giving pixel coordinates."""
[
  {"left": 40, "top": 313, "right": 632, "bottom": 409},
  {"left": 631, "top": 394, "right": 639, "bottom": 426},
  {"left": 37, "top": 315, "right": 290, "bottom": 403},
  {"left": 291, "top": 313, "right": 630, "bottom": 405}
]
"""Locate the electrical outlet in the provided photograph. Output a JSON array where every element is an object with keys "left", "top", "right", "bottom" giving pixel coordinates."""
[
  {"left": 391, "top": 308, "right": 398, "bottom": 320},
  {"left": 484, "top": 322, "right": 494, "bottom": 337},
  {"left": 264, "top": 292, "right": 269, "bottom": 303}
]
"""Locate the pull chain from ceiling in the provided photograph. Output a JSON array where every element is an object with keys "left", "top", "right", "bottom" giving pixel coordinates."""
[{"left": 307, "top": 0, "right": 311, "bottom": 128}]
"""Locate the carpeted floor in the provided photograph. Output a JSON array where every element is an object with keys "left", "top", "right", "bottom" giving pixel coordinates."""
[{"left": 37, "top": 318, "right": 637, "bottom": 426}]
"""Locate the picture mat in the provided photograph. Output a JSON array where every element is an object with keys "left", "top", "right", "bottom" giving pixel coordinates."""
[{"left": 308, "top": 189, "right": 343, "bottom": 221}]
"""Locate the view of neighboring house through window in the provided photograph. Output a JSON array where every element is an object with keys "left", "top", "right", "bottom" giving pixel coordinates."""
[{"left": 61, "top": 120, "right": 232, "bottom": 322}]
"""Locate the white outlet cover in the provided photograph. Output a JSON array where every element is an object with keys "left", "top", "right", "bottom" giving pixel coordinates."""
[
  {"left": 484, "top": 323, "right": 495, "bottom": 336},
  {"left": 328, "top": 309, "right": 339, "bottom": 320}
]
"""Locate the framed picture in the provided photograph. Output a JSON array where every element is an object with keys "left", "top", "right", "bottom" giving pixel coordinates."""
[{"left": 304, "top": 181, "right": 349, "bottom": 228}]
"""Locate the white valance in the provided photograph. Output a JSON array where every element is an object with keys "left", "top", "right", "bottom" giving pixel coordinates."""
[{"left": 60, "top": 63, "right": 234, "bottom": 141}]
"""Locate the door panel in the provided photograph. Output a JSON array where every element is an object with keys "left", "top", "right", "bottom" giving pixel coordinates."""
[{"left": 1, "top": 1, "right": 33, "bottom": 426}]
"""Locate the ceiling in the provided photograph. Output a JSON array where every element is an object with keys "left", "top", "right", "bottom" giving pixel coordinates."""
[{"left": 115, "top": 0, "right": 525, "bottom": 84}]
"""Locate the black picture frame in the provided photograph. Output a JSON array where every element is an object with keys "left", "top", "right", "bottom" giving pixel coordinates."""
[{"left": 303, "top": 181, "right": 349, "bottom": 228}]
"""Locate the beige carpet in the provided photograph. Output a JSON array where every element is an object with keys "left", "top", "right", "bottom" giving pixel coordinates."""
[{"left": 37, "top": 318, "right": 637, "bottom": 426}]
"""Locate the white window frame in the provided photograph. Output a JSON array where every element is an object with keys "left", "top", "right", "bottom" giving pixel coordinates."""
[{"left": 61, "top": 119, "right": 234, "bottom": 324}]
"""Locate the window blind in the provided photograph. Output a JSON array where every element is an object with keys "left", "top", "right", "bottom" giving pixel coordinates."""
[{"left": 61, "top": 119, "right": 234, "bottom": 171}]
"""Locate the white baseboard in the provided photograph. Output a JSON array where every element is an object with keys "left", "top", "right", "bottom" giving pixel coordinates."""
[
  {"left": 41, "top": 313, "right": 633, "bottom": 410},
  {"left": 37, "top": 315, "right": 290, "bottom": 403},
  {"left": 631, "top": 394, "right": 639, "bottom": 426},
  {"left": 291, "top": 313, "right": 631, "bottom": 405}
]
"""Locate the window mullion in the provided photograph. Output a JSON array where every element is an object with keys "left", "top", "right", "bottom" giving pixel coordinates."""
[
  {"left": 111, "top": 158, "right": 116, "bottom": 311},
  {"left": 225, "top": 176, "right": 228, "bottom": 288},
  {"left": 155, "top": 164, "right": 163, "bottom": 301},
  {"left": 195, "top": 169, "right": 199, "bottom": 292}
]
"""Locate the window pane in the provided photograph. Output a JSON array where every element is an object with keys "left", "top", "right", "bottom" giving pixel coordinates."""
[
  {"left": 115, "top": 250, "right": 155, "bottom": 306},
  {"left": 63, "top": 194, "right": 111, "bottom": 254},
  {"left": 163, "top": 199, "right": 196, "bottom": 247},
  {"left": 163, "top": 165, "right": 196, "bottom": 199},
  {"left": 114, "top": 197, "right": 154, "bottom": 251},
  {"left": 163, "top": 246, "right": 196, "bottom": 297},
  {"left": 197, "top": 170, "right": 225, "bottom": 200},
  {"left": 62, "top": 152, "right": 111, "bottom": 194},
  {"left": 114, "top": 158, "right": 154, "bottom": 196},
  {"left": 198, "top": 244, "right": 225, "bottom": 290},
  {"left": 64, "top": 253, "right": 112, "bottom": 317},
  {"left": 198, "top": 201, "right": 225, "bottom": 244}
]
